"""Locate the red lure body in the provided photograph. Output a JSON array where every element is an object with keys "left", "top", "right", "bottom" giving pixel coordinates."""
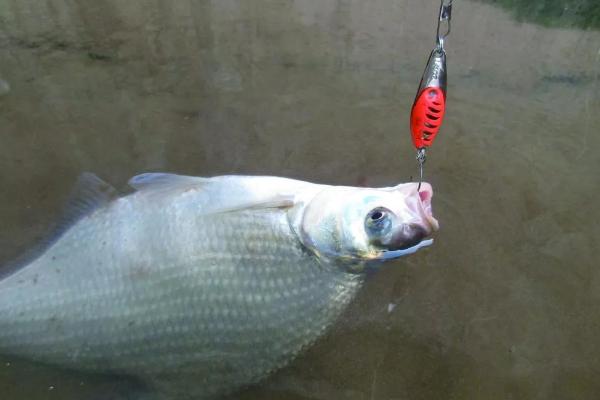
[
  {"left": 410, "top": 48, "right": 447, "bottom": 150},
  {"left": 410, "top": 87, "right": 445, "bottom": 149}
]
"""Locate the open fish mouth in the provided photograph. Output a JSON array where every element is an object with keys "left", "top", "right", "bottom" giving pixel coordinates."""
[
  {"left": 371, "top": 182, "right": 438, "bottom": 261},
  {"left": 417, "top": 183, "right": 439, "bottom": 232}
]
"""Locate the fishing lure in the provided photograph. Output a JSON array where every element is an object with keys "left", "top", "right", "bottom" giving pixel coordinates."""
[{"left": 410, "top": 0, "right": 452, "bottom": 188}]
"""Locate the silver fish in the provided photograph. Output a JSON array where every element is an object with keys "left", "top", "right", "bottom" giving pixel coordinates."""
[{"left": 0, "top": 173, "right": 438, "bottom": 399}]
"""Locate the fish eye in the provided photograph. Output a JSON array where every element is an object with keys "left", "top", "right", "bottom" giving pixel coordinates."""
[{"left": 365, "top": 207, "right": 393, "bottom": 237}]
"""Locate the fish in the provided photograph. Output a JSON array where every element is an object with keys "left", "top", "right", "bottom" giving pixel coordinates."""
[{"left": 0, "top": 172, "right": 438, "bottom": 399}]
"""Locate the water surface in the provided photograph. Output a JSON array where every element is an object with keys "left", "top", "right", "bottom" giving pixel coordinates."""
[{"left": 0, "top": 0, "right": 599, "bottom": 399}]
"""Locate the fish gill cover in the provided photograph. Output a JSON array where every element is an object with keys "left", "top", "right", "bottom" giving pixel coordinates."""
[{"left": 480, "top": 0, "right": 600, "bottom": 29}]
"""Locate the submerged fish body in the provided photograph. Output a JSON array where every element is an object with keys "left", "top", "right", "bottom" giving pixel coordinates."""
[{"left": 0, "top": 173, "right": 437, "bottom": 399}]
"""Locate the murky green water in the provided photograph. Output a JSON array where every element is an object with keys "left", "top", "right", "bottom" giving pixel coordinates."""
[
  {"left": 480, "top": 0, "right": 600, "bottom": 29},
  {"left": 0, "top": 0, "right": 599, "bottom": 399}
]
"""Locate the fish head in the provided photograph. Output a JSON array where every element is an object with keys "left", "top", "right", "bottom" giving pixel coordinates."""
[{"left": 295, "top": 182, "right": 439, "bottom": 272}]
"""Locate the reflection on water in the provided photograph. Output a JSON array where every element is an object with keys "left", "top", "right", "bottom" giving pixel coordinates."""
[{"left": 0, "top": 0, "right": 599, "bottom": 399}]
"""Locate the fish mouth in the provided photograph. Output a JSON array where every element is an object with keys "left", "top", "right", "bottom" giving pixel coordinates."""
[
  {"left": 386, "top": 223, "right": 430, "bottom": 251},
  {"left": 388, "top": 182, "right": 438, "bottom": 249},
  {"left": 371, "top": 183, "right": 438, "bottom": 261},
  {"left": 417, "top": 183, "right": 439, "bottom": 232}
]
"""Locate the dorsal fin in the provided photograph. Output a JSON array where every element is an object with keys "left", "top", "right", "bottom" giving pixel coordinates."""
[
  {"left": 0, "top": 173, "right": 119, "bottom": 279},
  {"left": 57, "top": 172, "right": 119, "bottom": 231},
  {"left": 128, "top": 173, "right": 208, "bottom": 194}
]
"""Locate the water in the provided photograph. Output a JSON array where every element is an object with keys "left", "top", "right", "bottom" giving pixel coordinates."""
[{"left": 0, "top": 0, "right": 599, "bottom": 399}]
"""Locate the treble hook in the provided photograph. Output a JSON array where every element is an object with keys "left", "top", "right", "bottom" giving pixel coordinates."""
[{"left": 436, "top": 0, "right": 452, "bottom": 51}]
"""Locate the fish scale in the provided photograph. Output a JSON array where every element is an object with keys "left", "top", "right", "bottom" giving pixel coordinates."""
[{"left": 0, "top": 189, "right": 363, "bottom": 398}]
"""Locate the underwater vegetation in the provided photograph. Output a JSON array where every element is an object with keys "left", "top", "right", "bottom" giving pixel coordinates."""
[{"left": 481, "top": 0, "right": 600, "bottom": 29}]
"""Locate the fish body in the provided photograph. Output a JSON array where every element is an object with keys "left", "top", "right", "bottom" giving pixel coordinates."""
[{"left": 0, "top": 173, "right": 437, "bottom": 399}]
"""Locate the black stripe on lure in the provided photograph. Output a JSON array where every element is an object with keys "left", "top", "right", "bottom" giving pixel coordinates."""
[{"left": 410, "top": 0, "right": 452, "bottom": 189}]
